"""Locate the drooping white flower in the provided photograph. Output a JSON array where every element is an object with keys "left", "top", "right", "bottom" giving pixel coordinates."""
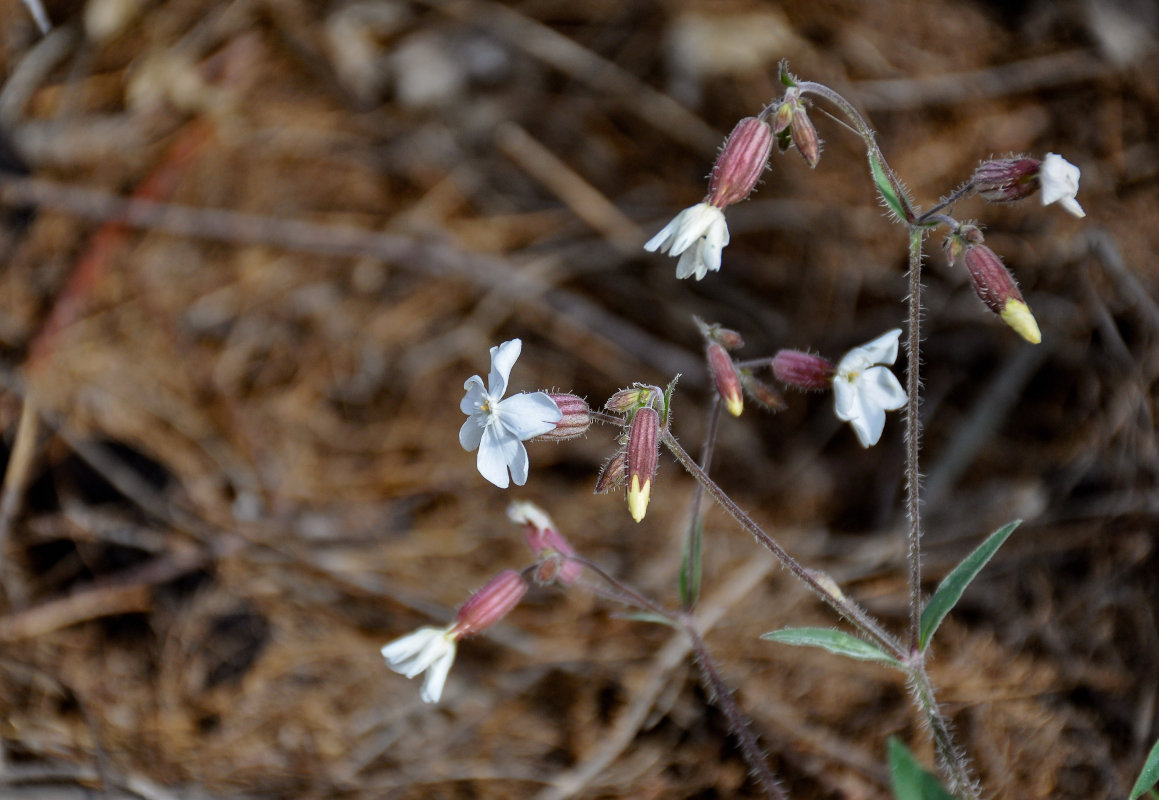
[
  {"left": 381, "top": 626, "right": 457, "bottom": 704},
  {"left": 1039, "top": 153, "right": 1085, "bottom": 218},
  {"left": 833, "top": 329, "right": 907, "bottom": 448},
  {"left": 644, "top": 203, "right": 730, "bottom": 281},
  {"left": 459, "top": 339, "right": 562, "bottom": 488}
]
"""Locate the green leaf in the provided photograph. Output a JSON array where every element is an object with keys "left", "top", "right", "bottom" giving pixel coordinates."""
[
  {"left": 888, "top": 737, "right": 957, "bottom": 800},
  {"left": 761, "top": 627, "right": 902, "bottom": 668},
  {"left": 919, "top": 520, "right": 1020, "bottom": 651},
  {"left": 1130, "top": 735, "right": 1159, "bottom": 799},
  {"left": 613, "top": 611, "right": 678, "bottom": 629},
  {"left": 869, "top": 151, "right": 908, "bottom": 221},
  {"left": 661, "top": 374, "right": 680, "bottom": 427},
  {"left": 679, "top": 515, "right": 703, "bottom": 610}
]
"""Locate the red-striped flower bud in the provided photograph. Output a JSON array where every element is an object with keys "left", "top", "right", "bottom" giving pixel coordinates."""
[
  {"left": 972, "top": 157, "right": 1041, "bottom": 203},
  {"left": 772, "top": 350, "right": 834, "bottom": 391},
  {"left": 707, "top": 343, "right": 744, "bottom": 417},
  {"left": 740, "top": 371, "right": 787, "bottom": 412},
  {"left": 606, "top": 386, "right": 651, "bottom": 414},
  {"left": 626, "top": 406, "right": 660, "bottom": 523},
  {"left": 594, "top": 449, "right": 628, "bottom": 494},
  {"left": 790, "top": 105, "right": 821, "bottom": 168},
  {"left": 508, "top": 501, "right": 582, "bottom": 586},
  {"left": 451, "top": 570, "right": 528, "bottom": 639},
  {"left": 694, "top": 316, "right": 744, "bottom": 350},
  {"left": 534, "top": 393, "right": 591, "bottom": 441},
  {"left": 962, "top": 244, "right": 1041, "bottom": 344},
  {"left": 707, "top": 117, "right": 774, "bottom": 208}
]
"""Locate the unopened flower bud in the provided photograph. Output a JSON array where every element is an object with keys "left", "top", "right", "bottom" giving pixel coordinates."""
[
  {"left": 626, "top": 406, "right": 660, "bottom": 523},
  {"left": 772, "top": 349, "right": 834, "bottom": 391},
  {"left": 508, "top": 501, "right": 582, "bottom": 585},
  {"left": 962, "top": 244, "right": 1042, "bottom": 344},
  {"left": 451, "top": 570, "right": 528, "bottom": 639},
  {"left": 707, "top": 343, "right": 744, "bottom": 417},
  {"left": 972, "top": 157, "right": 1041, "bottom": 203},
  {"left": 771, "top": 101, "right": 794, "bottom": 135},
  {"left": 943, "top": 233, "right": 965, "bottom": 268},
  {"left": 694, "top": 316, "right": 744, "bottom": 350},
  {"left": 594, "top": 449, "right": 627, "bottom": 494},
  {"left": 740, "top": 371, "right": 787, "bottom": 412},
  {"left": 534, "top": 393, "right": 591, "bottom": 441},
  {"left": 943, "top": 224, "right": 984, "bottom": 268},
  {"left": 707, "top": 117, "right": 774, "bottom": 208},
  {"left": 606, "top": 386, "right": 651, "bottom": 414},
  {"left": 790, "top": 105, "right": 821, "bottom": 168}
]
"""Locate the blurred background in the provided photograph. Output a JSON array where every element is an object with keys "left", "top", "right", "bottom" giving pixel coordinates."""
[{"left": 0, "top": 0, "right": 1157, "bottom": 797}]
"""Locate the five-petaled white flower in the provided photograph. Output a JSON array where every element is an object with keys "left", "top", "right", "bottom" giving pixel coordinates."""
[
  {"left": 381, "top": 626, "right": 457, "bottom": 704},
  {"left": 643, "top": 202, "right": 730, "bottom": 281},
  {"left": 1040, "top": 153, "right": 1085, "bottom": 218},
  {"left": 833, "top": 329, "right": 907, "bottom": 448},
  {"left": 460, "top": 339, "right": 562, "bottom": 488}
]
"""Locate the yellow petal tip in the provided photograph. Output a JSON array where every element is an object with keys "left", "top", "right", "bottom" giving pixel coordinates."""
[
  {"left": 627, "top": 476, "right": 651, "bottom": 523},
  {"left": 1001, "top": 300, "right": 1042, "bottom": 344}
]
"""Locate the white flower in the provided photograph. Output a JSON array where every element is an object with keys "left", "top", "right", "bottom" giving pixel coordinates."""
[
  {"left": 644, "top": 202, "right": 730, "bottom": 280},
  {"left": 381, "top": 626, "right": 457, "bottom": 704},
  {"left": 833, "top": 329, "right": 907, "bottom": 448},
  {"left": 1040, "top": 153, "right": 1085, "bottom": 218},
  {"left": 459, "top": 339, "right": 562, "bottom": 488}
]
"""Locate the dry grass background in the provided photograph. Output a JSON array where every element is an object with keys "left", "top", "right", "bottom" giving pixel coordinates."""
[{"left": 0, "top": 0, "right": 1157, "bottom": 798}]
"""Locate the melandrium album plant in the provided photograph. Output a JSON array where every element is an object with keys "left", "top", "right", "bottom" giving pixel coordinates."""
[{"left": 379, "top": 61, "right": 1121, "bottom": 799}]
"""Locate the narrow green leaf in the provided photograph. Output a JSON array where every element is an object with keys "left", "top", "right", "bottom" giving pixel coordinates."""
[
  {"left": 614, "top": 611, "right": 678, "bottom": 629},
  {"left": 761, "top": 627, "right": 902, "bottom": 668},
  {"left": 868, "top": 151, "right": 908, "bottom": 220},
  {"left": 919, "top": 520, "right": 1020, "bottom": 651},
  {"left": 679, "top": 514, "right": 703, "bottom": 610},
  {"left": 1130, "top": 735, "right": 1159, "bottom": 799},
  {"left": 888, "top": 737, "right": 957, "bottom": 800}
]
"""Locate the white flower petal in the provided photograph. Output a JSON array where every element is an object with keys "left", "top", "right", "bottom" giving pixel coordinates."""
[
  {"left": 419, "top": 646, "right": 456, "bottom": 703},
  {"left": 507, "top": 441, "right": 531, "bottom": 486},
  {"left": 1057, "top": 195, "right": 1085, "bottom": 218},
  {"left": 644, "top": 215, "right": 683, "bottom": 253},
  {"left": 860, "top": 366, "right": 907, "bottom": 412},
  {"left": 700, "top": 216, "right": 727, "bottom": 274},
  {"left": 646, "top": 204, "right": 730, "bottom": 280},
  {"left": 382, "top": 627, "right": 458, "bottom": 704},
  {"left": 839, "top": 329, "right": 901, "bottom": 373},
  {"left": 675, "top": 244, "right": 706, "bottom": 279},
  {"left": 459, "top": 415, "right": 485, "bottom": 451},
  {"left": 477, "top": 423, "right": 524, "bottom": 488},
  {"left": 832, "top": 376, "right": 859, "bottom": 420},
  {"left": 460, "top": 375, "right": 488, "bottom": 414},
  {"left": 498, "top": 392, "right": 561, "bottom": 439},
  {"left": 1040, "top": 153, "right": 1085, "bottom": 218},
  {"left": 487, "top": 339, "right": 522, "bottom": 398},
  {"left": 833, "top": 330, "right": 906, "bottom": 447}
]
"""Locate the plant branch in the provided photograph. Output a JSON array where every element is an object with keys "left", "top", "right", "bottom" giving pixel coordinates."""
[
  {"left": 904, "top": 229, "right": 924, "bottom": 653},
  {"left": 687, "top": 626, "right": 786, "bottom": 799},
  {"left": 663, "top": 432, "right": 905, "bottom": 659}
]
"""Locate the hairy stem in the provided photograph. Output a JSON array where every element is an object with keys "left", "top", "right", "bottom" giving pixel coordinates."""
[
  {"left": 663, "top": 432, "right": 905, "bottom": 660},
  {"left": 687, "top": 627, "right": 786, "bottom": 800},
  {"left": 905, "top": 228, "right": 924, "bottom": 652},
  {"left": 908, "top": 663, "right": 981, "bottom": 800}
]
